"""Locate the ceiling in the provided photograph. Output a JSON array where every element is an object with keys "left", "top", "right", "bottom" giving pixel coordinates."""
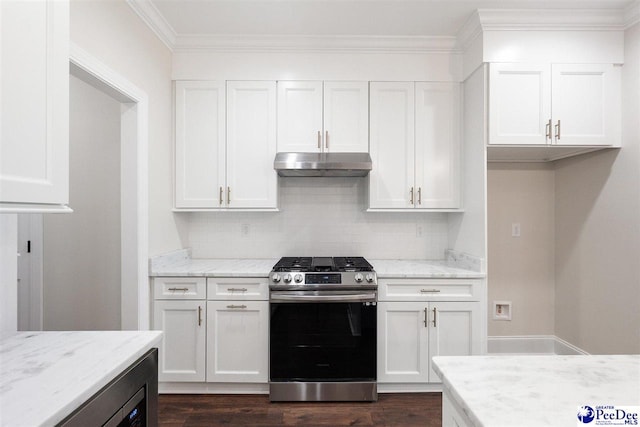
[{"left": 148, "top": 0, "right": 635, "bottom": 38}]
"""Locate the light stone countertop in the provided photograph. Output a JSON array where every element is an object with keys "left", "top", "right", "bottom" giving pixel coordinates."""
[
  {"left": 432, "top": 354, "right": 640, "bottom": 427},
  {"left": 150, "top": 257, "right": 279, "bottom": 277},
  {"left": 149, "top": 249, "right": 484, "bottom": 278},
  {"left": 0, "top": 331, "right": 163, "bottom": 427},
  {"left": 370, "top": 259, "right": 484, "bottom": 278}
]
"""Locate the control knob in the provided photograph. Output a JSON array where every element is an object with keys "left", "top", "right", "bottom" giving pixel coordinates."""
[
  {"left": 283, "top": 273, "right": 293, "bottom": 283},
  {"left": 365, "top": 273, "right": 375, "bottom": 283},
  {"left": 294, "top": 274, "right": 303, "bottom": 283},
  {"left": 272, "top": 273, "right": 281, "bottom": 283},
  {"left": 354, "top": 273, "right": 364, "bottom": 283}
]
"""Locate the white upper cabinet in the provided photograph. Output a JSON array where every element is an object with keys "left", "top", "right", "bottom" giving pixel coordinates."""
[
  {"left": 369, "top": 82, "right": 415, "bottom": 209},
  {"left": 174, "top": 80, "right": 277, "bottom": 210},
  {"left": 175, "top": 81, "right": 225, "bottom": 209},
  {"left": 551, "top": 64, "right": 620, "bottom": 146},
  {"left": 277, "top": 81, "right": 369, "bottom": 153},
  {"left": 415, "top": 82, "right": 461, "bottom": 209},
  {"left": 369, "top": 81, "right": 461, "bottom": 210},
  {"left": 0, "top": 0, "right": 69, "bottom": 207},
  {"left": 323, "top": 82, "right": 369, "bottom": 152},
  {"left": 226, "top": 81, "right": 277, "bottom": 209},
  {"left": 489, "top": 63, "right": 620, "bottom": 147}
]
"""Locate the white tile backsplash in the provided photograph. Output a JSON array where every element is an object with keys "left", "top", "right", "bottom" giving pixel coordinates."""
[{"left": 187, "top": 177, "right": 449, "bottom": 259}]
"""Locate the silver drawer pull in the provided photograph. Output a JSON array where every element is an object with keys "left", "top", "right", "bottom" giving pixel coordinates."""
[
  {"left": 227, "top": 304, "right": 247, "bottom": 309},
  {"left": 168, "top": 287, "right": 189, "bottom": 292},
  {"left": 227, "top": 288, "right": 248, "bottom": 292},
  {"left": 420, "top": 289, "right": 441, "bottom": 293}
]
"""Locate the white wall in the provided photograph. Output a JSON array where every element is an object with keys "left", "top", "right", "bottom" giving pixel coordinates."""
[
  {"left": 448, "top": 64, "right": 487, "bottom": 262},
  {"left": 70, "top": 0, "right": 178, "bottom": 257},
  {"left": 189, "top": 178, "right": 449, "bottom": 259},
  {"left": 487, "top": 163, "right": 555, "bottom": 336},
  {"left": 0, "top": 215, "right": 18, "bottom": 331},
  {"left": 42, "top": 76, "right": 121, "bottom": 330},
  {"left": 554, "top": 23, "right": 640, "bottom": 354}
]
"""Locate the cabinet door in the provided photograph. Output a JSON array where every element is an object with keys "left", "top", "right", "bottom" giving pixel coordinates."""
[
  {"left": 175, "top": 81, "right": 225, "bottom": 208},
  {"left": 277, "top": 81, "right": 323, "bottom": 152},
  {"left": 551, "top": 64, "right": 620, "bottom": 146},
  {"left": 377, "top": 301, "right": 429, "bottom": 383},
  {"left": 369, "top": 82, "right": 415, "bottom": 209},
  {"left": 323, "top": 81, "right": 369, "bottom": 152},
  {"left": 489, "top": 64, "right": 551, "bottom": 145},
  {"left": 415, "top": 82, "right": 461, "bottom": 209},
  {"left": 206, "top": 301, "right": 269, "bottom": 383},
  {"left": 1, "top": 1, "right": 69, "bottom": 205},
  {"left": 226, "top": 81, "right": 277, "bottom": 208},
  {"left": 427, "top": 302, "right": 481, "bottom": 382},
  {"left": 153, "top": 300, "right": 206, "bottom": 382}
]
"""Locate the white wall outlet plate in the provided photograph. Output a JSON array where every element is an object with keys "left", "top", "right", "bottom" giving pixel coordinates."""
[{"left": 493, "top": 301, "right": 512, "bottom": 320}]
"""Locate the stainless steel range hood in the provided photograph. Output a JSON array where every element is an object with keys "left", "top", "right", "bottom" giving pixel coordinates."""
[{"left": 274, "top": 152, "right": 372, "bottom": 177}]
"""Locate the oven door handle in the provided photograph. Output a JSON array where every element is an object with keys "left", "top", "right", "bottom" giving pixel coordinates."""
[{"left": 270, "top": 291, "right": 377, "bottom": 303}]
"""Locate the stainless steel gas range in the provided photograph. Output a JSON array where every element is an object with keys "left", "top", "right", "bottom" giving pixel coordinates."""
[{"left": 268, "top": 257, "right": 377, "bottom": 402}]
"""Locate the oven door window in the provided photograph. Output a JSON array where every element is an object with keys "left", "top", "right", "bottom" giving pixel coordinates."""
[{"left": 270, "top": 302, "right": 376, "bottom": 381}]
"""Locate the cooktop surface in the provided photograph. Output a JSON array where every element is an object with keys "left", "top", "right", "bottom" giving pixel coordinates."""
[{"left": 272, "top": 257, "right": 374, "bottom": 272}]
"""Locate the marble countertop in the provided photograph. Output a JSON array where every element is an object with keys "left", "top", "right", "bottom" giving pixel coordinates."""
[
  {"left": 149, "top": 249, "right": 484, "bottom": 278},
  {"left": 0, "top": 331, "right": 163, "bottom": 427},
  {"left": 432, "top": 355, "right": 640, "bottom": 427},
  {"left": 370, "top": 259, "right": 484, "bottom": 278},
  {"left": 150, "top": 257, "right": 279, "bottom": 277}
]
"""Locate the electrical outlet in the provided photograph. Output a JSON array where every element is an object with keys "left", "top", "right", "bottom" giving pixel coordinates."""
[
  {"left": 241, "top": 224, "right": 250, "bottom": 236},
  {"left": 416, "top": 224, "right": 423, "bottom": 237},
  {"left": 493, "top": 301, "right": 512, "bottom": 320},
  {"left": 511, "top": 223, "right": 521, "bottom": 238}
]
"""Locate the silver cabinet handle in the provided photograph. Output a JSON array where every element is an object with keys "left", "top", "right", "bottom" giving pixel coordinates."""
[
  {"left": 410, "top": 187, "right": 414, "bottom": 205},
  {"left": 325, "top": 130, "right": 329, "bottom": 149},
  {"left": 219, "top": 186, "right": 224, "bottom": 205},
  {"left": 227, "top": 288, "right": 248, "bottom": 292},
  {"left": 198, "top": 306, "right": 203, "bottom": 326},
  {"left": 418, "top": 187, "right": 422, "bottom": 205},
  {"left": 317, "top": 130, "right": 321, "bottom": 149},
  {"left": 168, "top": 287, "right": 189, "bottom": 292},
  {"left": 432, "top": 307, "right": 437, "bottom": 327},
  {"left": 545, "top": 119, "right": 552, "bottom": 142},
  {"left": 555, "top": 120, "right": 561, "bottom": 141},
  {"left": 423, "top": 307, "right": 428, "bottom": 327},
  {"left": 227, "top": 186, "right": 231, "bottom": 204},
  {"left": 227, "top": 304, "right": 247, "bottom": 309},
  {"left": 420, "top": 289, "right": 441, "bottom": 293}
]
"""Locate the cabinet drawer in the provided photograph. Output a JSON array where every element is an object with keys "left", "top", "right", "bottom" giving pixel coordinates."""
[
  {"left": 378, "top": 279, "right": 480, "bottom": 302},
  {"left": 154, "top": 277, "right": 206, "bottom": 300},
  {"left": 207, "top": 277, "right": 269, "bottom": 301}
]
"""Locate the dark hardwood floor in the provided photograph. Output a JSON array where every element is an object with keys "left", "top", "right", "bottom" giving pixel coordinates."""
[{"left": 158, "top": 393, "right": 442, "bottom": 426}]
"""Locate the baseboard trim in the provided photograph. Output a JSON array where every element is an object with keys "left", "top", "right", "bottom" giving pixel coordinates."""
[{"left": 488, "top": 335, "right": 589, "bottom": 355}]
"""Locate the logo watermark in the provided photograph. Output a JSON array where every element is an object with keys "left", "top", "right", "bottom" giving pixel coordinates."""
[{"left": 577, "top": 405, "right": 640, "bottom": 426}]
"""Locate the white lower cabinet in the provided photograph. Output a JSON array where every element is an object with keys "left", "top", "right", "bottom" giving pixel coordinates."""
[
  {"left": 377, "top": 279, "right": 481, "bottom": 384},
  {"left": 153, "top": 300, "right": 206, "bottom": 382},
  {"left": 152, "top": 276, "right": 269, "bottom": 386},
  {"left": 206, "top": 301, "right": 269, "bottom": 382}
]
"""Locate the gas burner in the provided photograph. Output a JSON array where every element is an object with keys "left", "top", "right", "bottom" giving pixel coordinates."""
[{"left": 270, "top": 257, "right": 376, "bottom": 290}]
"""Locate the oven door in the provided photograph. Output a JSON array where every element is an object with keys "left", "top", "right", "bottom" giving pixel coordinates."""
[{"left": 269, "top": 290, "right": 377, "bottom": 384}]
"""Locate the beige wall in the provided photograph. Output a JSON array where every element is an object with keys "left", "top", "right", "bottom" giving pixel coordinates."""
[
  {"left": 43, "top": 76, "right": 121, "bottom": 330},
  {"left": 487, "top": 163, "right": 555, "bottom": 336},
  {"left": 70, "top": 0, "right": 182, "bottom": 256},
  {"left": 554, "top": 23, "right": 640, "bottom": 354}
]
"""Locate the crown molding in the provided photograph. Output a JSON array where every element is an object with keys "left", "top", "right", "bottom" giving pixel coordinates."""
[
  {"left": 126, "top": 0, "right": 176, "bottom": 51},
  {"left": 172, "top": 34, "right": 460, "bottom": 54},
  {"left": 456, "top": 10, "right": 482, "bottom": 51},
  {"left": 476, "top": 8, "right": 626, "bottom": 31},
  {"left": 625, "top": 0, "right": 640, "bottom": 28}
]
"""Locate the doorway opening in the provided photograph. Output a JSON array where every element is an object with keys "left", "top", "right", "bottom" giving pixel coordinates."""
[{"left": 17, "top": 45, "right": 149, "bottom": 331}]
